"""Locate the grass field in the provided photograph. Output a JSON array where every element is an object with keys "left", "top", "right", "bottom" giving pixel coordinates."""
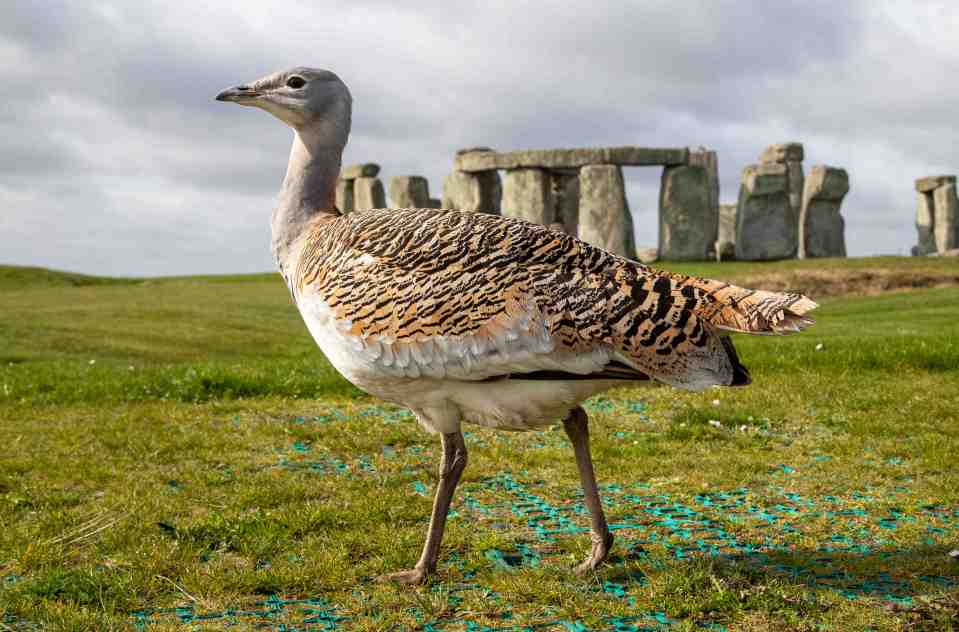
[{"left": 1, "top": 258, "right": 957, "bottom": 631}]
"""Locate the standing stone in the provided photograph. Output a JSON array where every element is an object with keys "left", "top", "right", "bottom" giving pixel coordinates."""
[
  {"left": 442, "top": 147, "right": 501, "bottom": 214},
  {"left": 688, "top": 148, "right": 720, "bottom": 257},
  {"left": 502, "top": 168, "right": 552, "bottom": 224},
  {"left": 427, "top": 198, "right": 442, "bottom": 208},
  {"left": 716, "top": 203, "right": 737, "bottom": 261},
  {"left": 915, "top": 191, "right": 936, "bottom": 256},
  {"left": 735, "top": 164, "right": 793, "bottom": 261},
  {"left": 799, "top": 165, "right": 849, "bottom": 258},
  {"left": 442, "top": 170, "right": 501, "bottom": 214},
  {"left": 354, "top": 177, "right": 386, "bottom": 211},
  {"left": 389, "top": 176, "right": 431, "bottom": 208},
  {"left": 658, "top": 164, "right": 711, "bottom": 260},
  {"left": 335, "top": 178, "right": 354, "bottom": 214},
  {"left": 578, "top": 165, "right": 632, "bottom": 258},
  {"left": 759, "top": 143, "right": 804, "bottom": 256},
  {"left": 933, "top": 183, "right": 959, "bottom": 252}
]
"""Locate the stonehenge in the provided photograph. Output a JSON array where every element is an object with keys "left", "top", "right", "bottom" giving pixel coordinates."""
[
  {"left": 736, "top": 143, "right": 849, "bottom": 261},
  {"left": 448, "top": 145, "right": 709, "bottom": 260},
  {"left": 340, "top": 141, "right": 856, "bottom": 263},
  {"left": 913, "top": 175, "right": 958, "bottom": 255},
  {"left": 800, "top": 166, "right": 849, "bottom": 258}
]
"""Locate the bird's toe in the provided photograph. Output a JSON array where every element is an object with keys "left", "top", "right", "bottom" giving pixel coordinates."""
[
  {"left": 376, "top": 566, "right": 431, "bottom": 585},
  {"left": 573, "top": 531, "right": 614, "bottom": 575}
]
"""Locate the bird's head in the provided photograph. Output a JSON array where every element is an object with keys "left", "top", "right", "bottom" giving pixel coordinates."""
[{"left": 215, "top": 67, "right": 352, "bottom": 143}]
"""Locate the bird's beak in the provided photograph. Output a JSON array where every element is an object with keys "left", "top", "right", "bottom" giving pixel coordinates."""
[{"left": 215, "top": 85, "right": 260, "bottom": 103}]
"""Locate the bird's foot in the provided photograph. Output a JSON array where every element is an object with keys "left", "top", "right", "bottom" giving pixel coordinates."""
[
  {"left": 573, "top": 531, "right": 614, "bottom": 575},
  {"left": 376, "top": 565, "right": 431, "bottom": 585}
]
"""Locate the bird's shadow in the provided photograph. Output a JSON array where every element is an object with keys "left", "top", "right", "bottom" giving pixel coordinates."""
[{"left": 601, "top": 541, "right": 957, "bottom": 606}]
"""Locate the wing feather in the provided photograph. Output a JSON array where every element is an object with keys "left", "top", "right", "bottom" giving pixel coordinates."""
[{"left": 292, "top": 208, "right": 816, "bottom": 389}]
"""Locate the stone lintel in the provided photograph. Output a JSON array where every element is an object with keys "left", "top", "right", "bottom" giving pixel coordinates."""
[
  {"left": 454, "top": 146, "right": 689, "bottom": 172},
  {"left": 915, "top": 175, "right": 957, "bottom": 193},
  {"left": 456, "top": 146, "right": 495, "bottom": 156},
  {"left": 341, "top": 163, "right": 381, "bottom": 180}
]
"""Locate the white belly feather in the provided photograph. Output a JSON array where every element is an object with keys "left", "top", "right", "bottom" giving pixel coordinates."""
[{"left": 295, "top": 293, "right": 630, "bottom": 434}]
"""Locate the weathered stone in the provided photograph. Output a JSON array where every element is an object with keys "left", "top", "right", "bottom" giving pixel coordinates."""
[
  {"left": 736, "top": 164, "right": 795, "bottom": 261},
  {"left": 455, "top": 146, "right": 689, "bottom": 172},
  {"left": 743, "top": 163, "right": 787, "bottom": 196},
  {"left": 688, "top": 148, "right": 720, "bottom": 258},
  {"left": 388, "top": 176, "right": 431, "bottom": 208},
  {"left": 757, "top": 144, "right": 804, "bottom": 230},
  {"left": 915, "top": 191, "right": 936, "bottom": 256},
  {"left": 759, "top": 142, "right": 804, "bottom": 164},
  {"left": 550, "top": 172, "right": 579, "bottom": 236},
  {"left": 353, "top": 177, "right": 386, "bottom": 211},
  {"left": 441, "top": 170, "right": 501, "bottom": 214},
  {"left": 716, "top": 203, "right": 737, "bottom": 261},
  {"left": 933, "top": 182, "right": 959, "bottom": 252},
  {"left": 915, "top": 175, "right": 957, "bottom": 193},
  {"left": 335, "top": 178, "right": 353, "bottom": 214},
  {"left": 578, "top": 165, "right": 633, "bottom": 258},
  {"left": 933, "top": 248, "right": 959, "bottom": 257},
  {"left": 502, "top": 168, "right": 552, "bottom": 224},
  {"left": 341, "top": 163, "right": 380, "bottom": 179},
  {"left": 799, "top": 165, "right": 849, "bottom": 258},
  {"left": 658, "top": 165, "right": 712, "bottom": 261}
]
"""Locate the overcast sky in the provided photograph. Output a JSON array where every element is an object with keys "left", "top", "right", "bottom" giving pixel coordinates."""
[{"left": 2, "top": 1, "right": 957, "bottom": 276}]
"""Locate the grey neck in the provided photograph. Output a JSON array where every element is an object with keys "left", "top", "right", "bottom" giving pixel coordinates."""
[{"left": 271, "top": 127, "right": 343, "bottom": 277}]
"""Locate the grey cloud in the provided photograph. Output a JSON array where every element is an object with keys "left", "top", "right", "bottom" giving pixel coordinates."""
[{"left": 0, "top": 1, "right": 954, "bottom": 274}]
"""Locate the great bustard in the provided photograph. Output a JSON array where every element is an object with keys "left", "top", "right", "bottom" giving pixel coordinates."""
[{"left": 216, "top": 67, "right": 817, "bottom": 584}]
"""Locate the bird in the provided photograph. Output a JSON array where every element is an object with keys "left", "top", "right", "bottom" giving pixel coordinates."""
[{"left": 215, "top": 67, "right": 817, "bottom": 585}]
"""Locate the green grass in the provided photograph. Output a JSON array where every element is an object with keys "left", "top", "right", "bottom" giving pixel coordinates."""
[{"left": 1, "top": 260, "right": 958, "bottom": 631}]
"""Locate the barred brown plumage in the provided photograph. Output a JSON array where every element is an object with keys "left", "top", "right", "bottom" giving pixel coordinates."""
[
  {"left": 216, "top": 66, "right": 818, "bottom": 585},
  {"left": 291, "top": 206, "right": 815, "bottom": 390}
]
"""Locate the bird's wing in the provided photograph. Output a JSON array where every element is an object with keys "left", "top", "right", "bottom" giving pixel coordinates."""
[{"left": 292, "top": 208, "right": 816, "bottom": 389}]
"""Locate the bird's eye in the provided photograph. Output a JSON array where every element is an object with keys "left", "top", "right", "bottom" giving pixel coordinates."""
[{"left": 286, "top": 76, "right": 306, "bottom": 89}]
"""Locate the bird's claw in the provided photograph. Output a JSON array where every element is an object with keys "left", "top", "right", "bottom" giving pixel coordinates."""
[
  {"left": 573, "top": 531, "right": 614, "bottom": 575},
  {"left": 376, "top": 566, "right": 431, "bottom": 585}
]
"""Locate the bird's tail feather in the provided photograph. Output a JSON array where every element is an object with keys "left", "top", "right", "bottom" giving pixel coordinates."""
[{"left": 689, "top": 279, "right": 818, "bottom": 336}]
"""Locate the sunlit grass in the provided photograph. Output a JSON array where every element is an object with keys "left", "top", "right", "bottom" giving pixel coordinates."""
[{"left": 1, "top": 261, "right": 957, "bottom": 630}]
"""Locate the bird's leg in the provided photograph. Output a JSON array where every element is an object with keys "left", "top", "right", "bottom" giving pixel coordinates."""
[
  {"left": 378, "top": 430, "right": 468, "bottom": 585},
  {"left": 562, "top": 406, "right": 614, "bottom": 574}
]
